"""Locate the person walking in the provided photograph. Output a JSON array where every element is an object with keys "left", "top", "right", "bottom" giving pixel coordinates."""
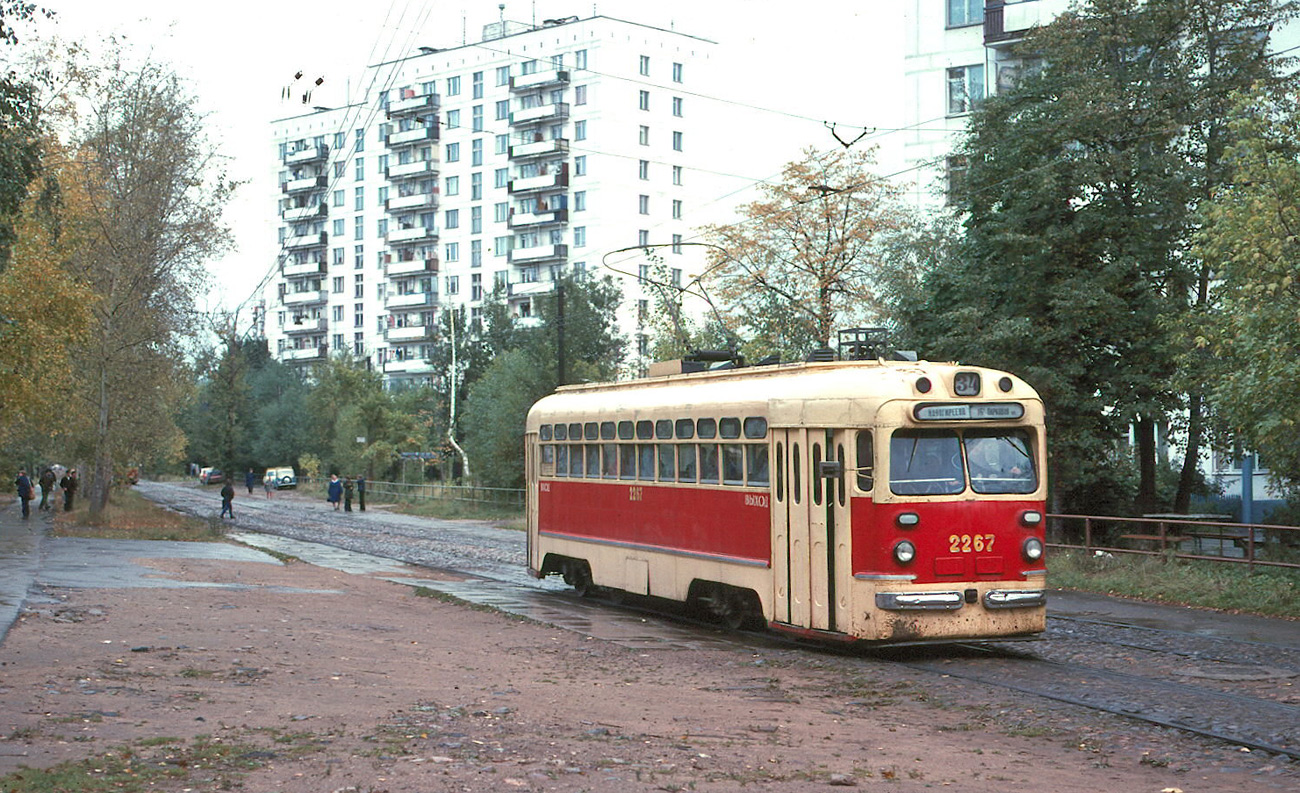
[
  {"left": 220, "top": 480, "right": 236, "bottom": 519},
  {"left": 244, "top": 468, "right": 257, "bottom": 495},
  {"left": 14, "top": 469, "right": 33, "bottom": 519},
  {"left": 327, "top": 473, "right": 342, "bottom": 511},
  {"left": 343, "top": 475, "right": 354, "bottom": 512},
  {"left": 38, "top": 468, "right": 56, "bottom": 511},
  {"left": 357, "top": 475, "right": 366, "bottom": 511},
  {"left": 263, "top": 470, "right": 275, "bottom": 499},
  {"left": 60, "top": 469, "right": 77, "bottom": 511}
]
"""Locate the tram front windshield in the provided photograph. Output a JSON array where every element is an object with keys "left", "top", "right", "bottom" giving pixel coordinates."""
[{"left": 890, "top": 429, "right": 1036, "bottom": 496}]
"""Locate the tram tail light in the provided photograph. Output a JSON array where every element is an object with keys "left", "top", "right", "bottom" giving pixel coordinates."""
[
  {"left": 1020, "top": 510, "right": 1043, "bottom": 527},
  {"left": 894, "top": 540, "right": 917, "bottom": 565},
  {"left": 1022, "top": 537, "right": 1044, "bottom": 562}
]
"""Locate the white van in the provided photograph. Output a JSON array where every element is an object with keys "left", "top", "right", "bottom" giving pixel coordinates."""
[{"left": 264, "top": 467, "right": 297, "bottom": 489}]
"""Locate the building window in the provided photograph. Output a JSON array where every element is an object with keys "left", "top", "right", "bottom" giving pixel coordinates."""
[
  {"left": 446, "top": 243, "right": 459, "bottom": 264},
  {"left": 354, "top": 216, "right": 364, "bottom": 240},
  {"left": 495, "top": 133, "right": 509, "bottom": 154},
  {"left": 446, "top": 142, "right": 460, "bottom": 162},
  {"left": 446, "top": 75, "right": 461, "bottom": 96},
  {"left": 332, "top": 305, "right": 344, "bottom": 322},
  {"left": 672, "top": 165, "right": 682, "bottom": 185},
  {"left": 494, "top": 168, "right": 508, "bottom": 188},
  {"left": 494, "top": 236, "right": 511, "bottom": 256},
  {"left": 672, "top": 199, "right": 682, "bottom": 219},
  {"left": 471, "top": 138, "right": 483, "bottom": 166},
  {"left": 332, "top": 190, "right": 344, "bottom": 207},
  {"left": 672, "top": 234, "right": 682, "bottom": 254},
  {"left": 471, "top": 238, "right": 482, "bottom": 267},
  {"left": 639, "top": 54, "right": 650, "bottom": 76},
  {"left": 638, "top": 159, "right": 649, "bottom": 180},
  {"left": 354, "top": 187, "right": 364, "bottom": 210},
  {"left": 638, "top": 90, "right": 649, "bottom": 111},
  {"left": 334, "top": 132, "right": 346, "bottom": 149},
  {"left": 445, "top": 208, "right": 459, "bottom": 229},
  {"left": 354, "top": 274, "right": 364, "bottom": 298},
  {"left": 354, "top": 305, "right": 364, "bottom": 328},
  {"left": 947, "top": 64, "right": 985, "bottom": 115},
  {"left": 638, "top": 229, "right": 650, "bottom": 247},
  {"left": 332, "top": 218, "right": 344, "bottom": 236},
  {"left": 672, "top": 96, "right": 683, "bottom": 117},
  {"left": 378, "top": 186, "right": 389, "bottom": 205},
  {"left": 638, "top": 194, "right": 649, "bottom": 215},
  {"left": 334, "top": 161, "right": 345, "bottom": 178},
  {"left": 332, "top": 247, "right": 344, "bottom": 265},
  {"left": 574, "top": 120, "right": 587, "bottom": 141},
  {"left": 574, "top": 226, "right": 586, "bottom": 247},
  {"left": 377, "top": 219, "right": 388, "bottom": 236},
  {"left": 575, "top": 155, "right": 586, "bottom": 176},
  {"left": 471, "top": 172, "right": 483, "bottom": 201},
  {"left": 574, "top": 85, "right": 587, "bottom": 105},
  {"left": 946, "top": 155, "right": 969, "bottom": 205},
  {"left": 574, "top": 191, "right": 586, "bottom": 211},
  {"left": 355, "top": 157, "right": 364, "bottom": 180},
  {"left": 333, "top": 276, "right": 344, "bottom": 293},
  {"left": 471, "top": 272, "right": 483, "bottom": 300},
  {"left": 672, "top": 131, "right": 683, "bottom": 151},
  {"left": 575, "top": 49, "right": 587, "bottom": 70},
  {"left": 521, "top": 59, "right": 537, "bottom": 75},
  {"left": 354, "top": 128, "right": 365, "bottom": 152},
  {"left": 355, "top": 244, "right": 364, "bottom": 268},
  {"left": 446, "top": 175, "right": 459, "bottom": 196},
  {"left": 495, "top": 99, "right": 509, "bottom": 121},
  {"left": 672, "top": 62, "right": 683, "bottom": 83},
  {"left": 471, "top": 205, "right": 482, "bottom": 233},
  {"left": 472, "top": 70, "right": 483, "bottom": 99},
  {"left": 494, "top": 202, "right": 507, "bottom": 222},
  {"left": 446, "top": 109, "right": 460, "bottom": 129},
  {"left": 639, "top": 125, "right": 649, "bottom": 146},
  {"left": 947, "top": 0, "right": 983, "bottom": 28},
  {"left": 472, "top": 105, "right": 483, "bottom": 131},
  {"left": 496, "top": 65, "right": 510, "bottom": 86},
  {"left": 334, "top": 333, "right": 344, "bottom": 350}
]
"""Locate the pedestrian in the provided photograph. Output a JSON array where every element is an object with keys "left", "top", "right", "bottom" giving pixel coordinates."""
[
  {"left": 14, "top": 469, "right": 33, "bottom": 519},
  {"left": 60, "top": 469, "right": 77, "bottom": 511},
  {"left": 343, "top": 475, "right": 354, "bottom": 512},
  {"left": 357, "top": 474, "right": 366, "bottom": 511},
  {"left": 245, "top": 468, "right": 257, "bottom": 495},
  {"left": 220, "top": 480, "right": 235, "bottom": 519},
  {"left": 327, "top": 473, "right": 342, "bottom": 510},
  {"left": 38, "top": 467, "right": 56, "bottom": 511},
  {"left": 263, "top": 470, "right": 274, "bottom": 499}
]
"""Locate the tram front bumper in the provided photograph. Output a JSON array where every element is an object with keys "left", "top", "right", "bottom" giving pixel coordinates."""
[{"left": 876, "top": 588, "right": 1045, "bottom": 611}]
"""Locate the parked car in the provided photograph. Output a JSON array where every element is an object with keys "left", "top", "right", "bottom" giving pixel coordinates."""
[
  {"left": 264, "top": 466, "right": 297, "bottom": 489},
  {"left": 199, "top": 467, "right": 224, "bottom": 485}
]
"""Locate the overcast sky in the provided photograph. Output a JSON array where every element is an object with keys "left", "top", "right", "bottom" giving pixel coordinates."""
[{"left": 28, "top": 1, "right": 906, "bottom": 320}]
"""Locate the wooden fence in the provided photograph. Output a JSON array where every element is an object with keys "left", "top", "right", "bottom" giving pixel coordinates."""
[
  {"left": 1048, "top": 513, "right": 1300, "bottom": 572},
  {"left": 298, "top": 477, "right": 524, "bottom": 509}
]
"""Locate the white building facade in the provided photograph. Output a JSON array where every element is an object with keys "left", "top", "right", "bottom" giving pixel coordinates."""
[{"left": 265, "top": 15, "right": 717, "bottom": 388}]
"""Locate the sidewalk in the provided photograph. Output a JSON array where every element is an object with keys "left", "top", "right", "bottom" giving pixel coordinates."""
[{"left": 0, "top": 502, "right": 47, "bottom": 644}]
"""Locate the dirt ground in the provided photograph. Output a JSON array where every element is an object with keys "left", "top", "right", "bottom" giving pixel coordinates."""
[{"left": 0, "top": 554, "right": 1294, "bottom": 792}]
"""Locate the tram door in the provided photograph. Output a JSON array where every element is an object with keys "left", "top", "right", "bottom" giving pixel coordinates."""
[{"left": 773, "top": 429, "right": 851, "bottom": 632}]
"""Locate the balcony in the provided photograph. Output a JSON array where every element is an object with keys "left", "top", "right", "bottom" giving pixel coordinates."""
[
  {"left": 284, "top": 144, "right": 329, "bottom": 165},
  {"left": 507, "top": 243, "right": 568, "bottom": 264},
  {"left": 387, "top": 91, "right": 439, "bottom": 118},
  {"left": 384, "top": 257, "right": 438, "bottom": 278},
  {"left": 507, "top": 280, "right": 556, "bottom": 298},
  {"left": 282, "top": 202, "right": 326, "bottom": 221},
  {"left": 509, "top": 137, "right": 569, "bottom": 160},
  {"left": 510, "top": 69, "right": 569, "bottom": 91},
  {"left": 508, "top": 207, "right": 568, "bottom": 229},
  {"left": 508, "top": 167, "right": 569, "bottom": 194},
  {"left": 384, "top": 358, "right": 436, "bottom": 375},
  {"left": 284, "top": 317, "right": 328, "bottom": 335},
  {"left": 385, "top": 324, "right": 436, "bottom": 343},
  {"left": 386, "top": 159, "right": 436, "bottom": 180},
  {"left": 386, "top": 191, "right": 437, "bottom": 212},
  {"left": 282, "top": 289, "right": 328, "bottom": 307},
  {"left": 386, "top": 125, "right": 439, "bottom": 147},
  {"left": 386, "top": 225, "right": 438, "bottom": 245},
  {"left": 984, "top": 0, "right": 1065, "bottom": 47},
  {"left": 282, "top": 344, "right": 328, "bottom": 363},
  {"left": 282, "top": 259, "right": 326, "bottom": 277},
  {"left": 284, "top": 231, "right": 327, "bottom": 250},
  {"left": 510, "top": 101, "right": 570, "bottom": 125},
  {"left": 385, "top": 291, "right": 437, "bottom": 309},
  {"left": 283, "top": 174, "right": 327, "bottom": 193}
]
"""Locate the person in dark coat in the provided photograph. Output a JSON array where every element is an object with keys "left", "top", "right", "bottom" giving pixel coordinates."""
[
  {"left": 220, "top": 480, "right": 235, "bottom": 519},
  {"left": 343, "top": 476, "right": 354, "bottom": 512},
  {"left": 60, "top": 469, "right": 77, "bottom": 511},
  {"left": 38, "top": 468, "right": 56, "bottom": 511},
  {"left": 245, "top": 469, "right": 257, "bottom": 495},
  {"left": 356, "top": 475, "right": 366, "bottom": 511},
  {"left": 327, "top": 474, "right": 342, "bottom": 510},
  {"left": 15, "top": 469, "right": 33, "bottom": 519}
]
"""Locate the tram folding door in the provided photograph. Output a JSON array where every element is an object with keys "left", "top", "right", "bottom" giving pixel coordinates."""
[{"left": 772, "top": 429, "right": 852, "bottom": 633}]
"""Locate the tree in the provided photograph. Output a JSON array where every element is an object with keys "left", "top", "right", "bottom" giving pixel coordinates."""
[
  {"left": 65, "top": 57, "right": 233, "bottom": 514},
  {"left": 699, "top": 146, "right": 906, "bottom": 361},
  {"left": 0, "top": 1, "right": 52, "bottom": 268}
]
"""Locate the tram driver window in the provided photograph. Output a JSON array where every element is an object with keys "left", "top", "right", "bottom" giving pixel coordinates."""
[
  {"left": 890, "top": 430, "right": 963, "bottom": 495},
  {"left": 965, "top": 429, "right": 1037, "bottom": 494},
  {"left": 855, "top": 431, "right": 874, "bottom": 491}
]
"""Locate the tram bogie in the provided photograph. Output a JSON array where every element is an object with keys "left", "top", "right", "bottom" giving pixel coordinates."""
[{"left": 526, "top": 352, "right": 1048, "bottom": 645}]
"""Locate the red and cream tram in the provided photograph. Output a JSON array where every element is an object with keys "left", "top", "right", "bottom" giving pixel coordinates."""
[{"left": 525, "top": 354, "right": 1047, "bottom": 644}]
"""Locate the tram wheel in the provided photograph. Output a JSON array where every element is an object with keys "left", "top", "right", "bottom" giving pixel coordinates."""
[
  {"left": 709, "top": 585, "right": 757, "bottom": 631},
  {"left": 565, "top": 561, "right": 597, "bottom": 598}
]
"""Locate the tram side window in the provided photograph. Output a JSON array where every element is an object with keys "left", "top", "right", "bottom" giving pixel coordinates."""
[
  {"left": 568, "top": 422, "right": 582, "bottom": 440},
  {"left": 554, "top": 423, "right": 568, "bottom": 441},
  {"left": 638, "top": 443, "right": 655, "bottom": 480},
  {"left": 743, "top": 417, "right": 768, "bottom": 439},
  {"left": 602, "top": 442, "right": 618, "bottom": 478},
  {"left": 699, "top": 443, "right": 720, "bottom": 483},
  {"left": 636, "top": 420, "right": 654, "bottom": 440},
  {"left": 585, "top": 444, "right": 601, "bottom": 478},
  {"left": 890, "top": 430, "right": 963, "bottom": 495},
  {"left": 656, "top": 419, "right": 673, "bottom": 440},
  {"left": 618, "top": 421, "right": 634, "bottom": 440},
  {"left": 540, "top": 444, "right": 555, "bottom": 476},
  {"left": 619, "top": 444, "right": 636, "bottom": 479},
  {"left": 540, "top": 425, "right": 553, "bottom": 441},
  {"left": 658, "top": 444, "right": 676, "bottom": 481},
  {"left": 568, "top": 443, "right": 583, "bottom": 476},
  {"left": 556, "top": 444, "right": 569, "bottom": 475},
  {"left": 678, "top": 443, "right": 697, "bottom": 482},
  {"left": 747, "top": 444, "right": 770, "bottom": 486},
  {"left": 856, "top": 431, "right": 874, "bottom": 491},
  {"left": 722, "top": 444, "right": 744, "bottom": 485}
]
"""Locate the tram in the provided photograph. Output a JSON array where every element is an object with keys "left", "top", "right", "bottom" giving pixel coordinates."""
[{"left": 525, "top": 333, "right": 1047, "bottom": 644}]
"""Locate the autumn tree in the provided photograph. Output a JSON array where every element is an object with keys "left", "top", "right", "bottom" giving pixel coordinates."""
[
  {"left": 699, "top": 146, "right": 906, "bottom": 361},
  {"left": 0, "top": 1, "right": 52, "bottom": 268}
]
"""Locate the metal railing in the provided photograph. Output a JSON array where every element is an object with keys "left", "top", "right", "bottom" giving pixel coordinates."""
[
  {"left": 1048, "top": 513, "right": 1300, "bottom": 572},
  {"left": 299, "top": 477, "right": 524, "bottom": 509}
]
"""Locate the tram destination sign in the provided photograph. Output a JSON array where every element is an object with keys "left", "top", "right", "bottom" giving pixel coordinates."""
[{"left": 914, "top": 402, "right": 1025, "bottom": 421}]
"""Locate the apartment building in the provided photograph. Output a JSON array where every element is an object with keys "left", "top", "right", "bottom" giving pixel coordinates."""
[{"left": 265, "top": 15, "right": 716, "bottom": 388}]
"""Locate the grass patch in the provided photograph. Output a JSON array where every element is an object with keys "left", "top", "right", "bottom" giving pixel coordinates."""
[
  {"left": 1050, "top": 549, "right": 1300, "bottom": 618},
  {"left": 52, "top": 488, "right": 224, "bottom": 542}
]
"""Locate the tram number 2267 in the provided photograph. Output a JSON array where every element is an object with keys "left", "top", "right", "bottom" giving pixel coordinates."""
[{"left": 949, "top": 534, "right": 995, "bottom": 553}]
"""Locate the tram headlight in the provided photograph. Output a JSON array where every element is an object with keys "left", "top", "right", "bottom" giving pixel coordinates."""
[
  {"left": 1022, "top": 537, "right": 1044, "bottom": 562},
  {"left": 1020, "top": 510, "right": 1043, "bottom": 527},
  {"left": 895, "top": 512, "right": 920, "bottom": 528},
  {"left": 894, "top": 540, "right": 917, "bottom": 565}
]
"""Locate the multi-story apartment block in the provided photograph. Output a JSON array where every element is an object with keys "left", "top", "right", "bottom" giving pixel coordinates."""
[{"left": 265, "top": 15, "right": 716, "bottom": 388}]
